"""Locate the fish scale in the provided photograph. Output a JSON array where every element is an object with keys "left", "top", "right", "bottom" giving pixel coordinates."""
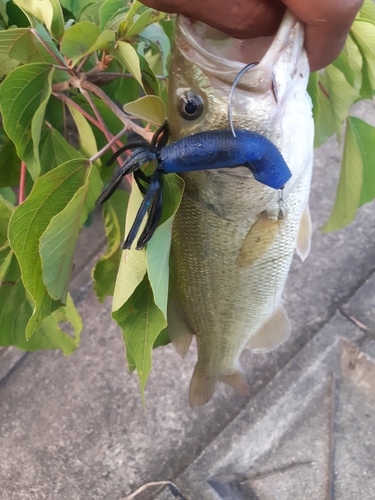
[{"left": 167, "top": 10, "right": 314, "bottom": 406}]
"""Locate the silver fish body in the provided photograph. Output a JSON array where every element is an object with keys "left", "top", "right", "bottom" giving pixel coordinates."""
[{"left": 167, "top": 11, "right": 314, "bottom": 406}]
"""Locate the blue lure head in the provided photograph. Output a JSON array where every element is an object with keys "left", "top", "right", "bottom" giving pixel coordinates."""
[
  {"left": 96, "top": 123, "right": 292, "bottom": 249},
  {"left": 247, "top": 160, "right": 291, "bottom": 190}
]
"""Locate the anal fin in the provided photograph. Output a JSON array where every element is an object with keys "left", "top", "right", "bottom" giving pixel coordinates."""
[
  {"left": 248, "top": 305, "right": 291, "bottom": 353},
  {"left": 167, "top": 296, "right": 193, "bottom": 358},
  {"left": 296, "top": 205, "right": 312, "bottom": 261}
]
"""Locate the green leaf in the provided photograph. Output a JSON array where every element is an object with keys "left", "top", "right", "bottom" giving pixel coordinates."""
[
  {"left": 307, "top": 72, "right": 336, "bottom": 148},
  {"left": 112, "top": 274, "right": 167, "bottom": 397},
  {"left": 117, "top": 0, "right": 143, "bottom": 36},
  {"left": 71, "top": 94, "right": 127, "bottom": 176},
  {"left": 146, "top": 174, "right": 184, "bottom": 317},
  {"left": 0, "top": 0, "right": 9, "bottom": 24},
  {"left": 44, "top": 95, "right": 65, "bottom": 133},
  {"left": 14, "top": 0, "right": 65, "bottom": 40},
  {"left": 60, "top": 0, "right": 97, "bottom": 18},
  {"left": 139, "top": 22, "right": 171, "bottom": 75},
  {"left": 323, "top": 117, "right": 363, "bottom": 232},
  {"left": 333, "top": 36, "right": 362, "bottom": 92},
  {"left": 40, "top": 164, "right": 101, "bottom": 302},
  {"left": 109, "top": 40, "right": 143, "bottom": 88},
  {"left": 358, "top": 0, "right": 375, "bottom": 26},
  {"left": 153, "top": 326, "right": 170, "bottom": 348},
  {"left": 344, "top": 117, "right": 375, "bottom": 206},
  {"left": 88, "top": 28, "right": 115, "bottom": 53},
  {"left": 6, "top": 1, "right": 29, "bottom": 27},
  {"left": 79, "top": 1, "right": 105, "bottom": 24},
  {"left": 101, "top": 7, "right": 128, "bottom": 31},
  {"left": 99, "top": 0, "right": 125, "bottom": 30},
  {"left": 41, "top": 293, "right": 82, "bottom": 355},
  {"left": 0, "top": 251, "right": 81, "bottom": 354},
  {"left": 0, "top": 193, "right": 14, "bottom": 248},
  {"left": 351, "top": 20, "right": 375, "bottom": 87},
  {"left": 93, "top": 189, "right": 128, "bottom": 302},
  {"left": 123, "top": 95, "right": 166, "bottom": 125},
  {"left": 60, "top": 20, "right": 100, "bottom": 64},
  {"left": 124, "top": 9, "right": 166, "bottom": 39},
  {"left": 0, "top": 28, "right": 58, "bottom": 64},
  {"left": 64, "top": 28, "right": 115, "bottom": 64},
  {"left": 68, "top": 104, "right": 100, "bottom": 164},
  {"left": 112, "top": 179, "right": 147, "bottom": 312},
  {"left": 359, "top": 56, "right": 374, "bottom": 99},
  {"left": 0, "top": 51, "right": 19, "bottom": 77},
  {"left": 138, "top": 53, "right": 160, "bottom": 96},
  {"left": 1, "top": 62, "right": 54, "bottom": 179},
  {"left": 324, "top": 65, "right": 359, "bottom": 140},
  {"left": 0, "top": 137, "right": 21, "bottom": 187},
  {"left": 8, "top": 158, "right": 90, "bottom": 337},
  {"left": 49, "top": 0, "right": 65, "bottom": 39},
  {"left": 0, "top": 187, "right": 16, "bottom": 206},
  {"left": 40, "top": 127, "right": 83, "bottom": 175}
]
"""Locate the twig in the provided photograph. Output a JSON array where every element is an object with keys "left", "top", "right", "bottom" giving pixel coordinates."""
[
  {"left": 80, "top": 80, "right": 153, "bottom": 142},
  {"left": 19, "top": 161, "right": 26, "bottom": 205},
  {"left": 76, "top": 54, "right": 91, "bottom": 73},
  {"left": 122, "top": 481, "right": 179, "bottom": 500},
  {"left": 30, "top": 28, "right": 69, "bottom": 69},
  {"left": 52, "top": 92, "right": 126, "bottom": 149},
  {"left": 80, "top": 86, "right": 127, "bottom": 171},
  {"left": 80, "top": 87, "right": 113, "bottom": 141},
  {"left": 94, "top": 71, "right": 167, "bottom": 80},
  {"left": 89, "top": 126, "right": 128, "bottom": 163}
]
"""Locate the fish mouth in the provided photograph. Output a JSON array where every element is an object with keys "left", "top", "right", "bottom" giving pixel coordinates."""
[{"left": 176, "top": 10, "right": 302, "bottom": 91}]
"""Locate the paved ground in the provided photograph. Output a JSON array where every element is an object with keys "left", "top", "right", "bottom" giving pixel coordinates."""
[{"left": 1, "top": 101, "right": 375, "bottom": 500}]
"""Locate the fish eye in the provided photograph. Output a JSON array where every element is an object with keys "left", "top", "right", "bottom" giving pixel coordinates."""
[{"left": 178, "top": 91, "right": 204, "bottom": 120}]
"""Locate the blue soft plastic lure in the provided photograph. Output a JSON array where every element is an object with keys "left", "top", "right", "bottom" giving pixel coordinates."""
[{"left": 96, "top": 124, "right": 291, "bottom": 250}]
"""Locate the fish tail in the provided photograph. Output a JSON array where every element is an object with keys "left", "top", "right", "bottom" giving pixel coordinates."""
[
  {"left": 218, "top": 371, "right": 250, "bottom": 397},
  {"left": 189, "top": 365, "right": 250, "bottom": 406},
  {"left": 189, "top": 365, "right": 217, "bottom": 407}
]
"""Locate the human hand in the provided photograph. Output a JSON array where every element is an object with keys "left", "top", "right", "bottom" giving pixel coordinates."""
[{"left": 141, "top": 0, "right": 363, "bottom": 71}]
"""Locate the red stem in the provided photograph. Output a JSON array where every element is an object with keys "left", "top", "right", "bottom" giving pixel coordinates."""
[
  {"left": 52, "top": 92, "right": 126, "bottom": 149},
  {"left": 19, "top": 161, "right": 26, "bottom": 204},
  {"left": 318, "top": 81, "right": 329, "bottom": 99}
]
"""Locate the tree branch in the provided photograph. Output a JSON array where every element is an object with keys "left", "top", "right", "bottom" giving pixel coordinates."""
[{"left": 80, "top": 80, "right": 153, "bottom": 142}]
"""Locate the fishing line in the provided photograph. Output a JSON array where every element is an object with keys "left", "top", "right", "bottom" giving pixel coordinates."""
[
  {"left": 228, "top": 62, "right": 258, "bottom": 137},
  {"left": 269, "top": 211, "right": 283, "bottom": 462}
]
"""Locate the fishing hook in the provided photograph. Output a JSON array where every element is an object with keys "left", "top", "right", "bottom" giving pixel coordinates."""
[{"left": 228, "top": 62, "right": 278, "bottom": 137}]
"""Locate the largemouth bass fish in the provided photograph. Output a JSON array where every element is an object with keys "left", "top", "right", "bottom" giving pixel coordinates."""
[{"left": 167, "top": 10, "right": 314, "bottom": 406}]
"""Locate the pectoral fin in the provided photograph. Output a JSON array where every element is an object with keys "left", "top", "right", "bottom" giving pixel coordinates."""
[
  {"left": 248, "top": 305, "right": 291, "bottom": 353},
  {"left": 296, "top": 205, "right": 312, "bottom": 261},
  {"left": 167, "top": 297, "right": 193, "bottom": 358},
  {"left": 238, "top": 212, "right": 285, "bottom": 268}
]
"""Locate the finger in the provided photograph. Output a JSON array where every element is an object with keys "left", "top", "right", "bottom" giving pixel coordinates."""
[
  {"left": 142, "top": 0, "right": 286, "bottom": 39},
  {"left": 282, "top": 0, "right": 364, "bottom": 70}
]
